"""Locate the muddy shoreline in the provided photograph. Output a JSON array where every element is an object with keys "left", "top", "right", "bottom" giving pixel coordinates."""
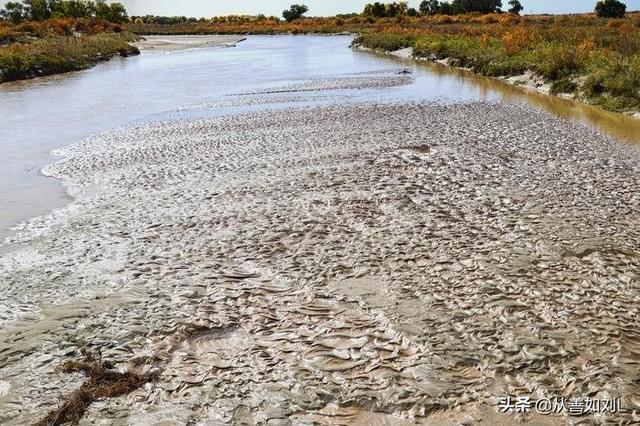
[
  {"left": 356, "top": 45, "right": 640, "bottom": 120},
  {"left": 1, "top": 70, "right": 640, "bottom": 424}
]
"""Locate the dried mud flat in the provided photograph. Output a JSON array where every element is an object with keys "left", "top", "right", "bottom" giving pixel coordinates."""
[{"left": 1, "top": 73, "right": 640, "bottom": 425}]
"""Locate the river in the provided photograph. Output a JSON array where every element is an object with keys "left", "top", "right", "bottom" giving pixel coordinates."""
[{"left": 1, "top": 35, "right": 639, "bottom": 243}]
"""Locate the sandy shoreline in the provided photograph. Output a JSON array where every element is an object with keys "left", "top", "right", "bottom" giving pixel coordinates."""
[
  {"left": 133, "top": 35, "right": 247, "bottom": 51},
  {"left": 1, "top": 70, "right": 640, "bottom": 424}
]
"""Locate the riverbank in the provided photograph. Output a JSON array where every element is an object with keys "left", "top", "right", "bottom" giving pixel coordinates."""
[
  {"left": 1, "top": 67, "right": 640, "bottom": 424},
  {"left": 0, "top": 19, "right": 139, "bottom": 84},
  {"left": 351, "top": 13, "right": 640, "bottom": 116},
  {"left": 0, "top": 22, "right": 250, "bottom": 83},
  {"left": 360, "top": 44, "right": 640, "bottom": 120}
]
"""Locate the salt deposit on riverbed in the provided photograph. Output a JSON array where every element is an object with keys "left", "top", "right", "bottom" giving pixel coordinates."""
[{"left": 1, "top": 71, "right": 640, "bottom": 424}]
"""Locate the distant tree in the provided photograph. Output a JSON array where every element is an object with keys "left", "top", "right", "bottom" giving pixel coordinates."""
[
  {"left": 282, "top": 4, "right": 308, "bottom": 22},
  {"left": 388, "top": 1, "right": 408, "bottom": 16},
  {"left": 0, "top": 1, "right": 27, "bottom": 22},
  {"left": 419, "top": 0, "right": 441, "bottom": 15},
  {"left": 363, "top": 2, "right": 387, "bottom": 17},
  {"left": 23, "top": 0, "right": 51, "bottom": 20},
  {"left": 48, "top": 0, "right": 66, "bottom": 17},
  {"left": 508, "top": 0, "right": 523, "bottom": 14},
  {"left": 71, "top": 0, "right": 90, "bottom": 17},
  {"left": 94, "top": 0, "right": 111, "bottom": 20},
  {"left": 407, "top": 7, "right": 419, "bottom": 16},
  {"left": 439, "top": 2, "right": 454, "bottom": 14},
  {"left": 363, "top": 2, "right": 411, "bottom": 17},
  {"left": 107, "top": 2, "right": 127, "bottom": 23},
  {"left": 0, "top": 0, "right": 129, "bottom": 23},
  {"left": 385, "top": 2, "right": 399, "bottom": 16},
  {"left": 451, "top": 0, "right": 502, "bottom": 14},
  {"left": 595, "top": 0, "right": 626, "bottom": 18},
  {"left": 419, "top": 0, "right": 503, "bottom": 15}
]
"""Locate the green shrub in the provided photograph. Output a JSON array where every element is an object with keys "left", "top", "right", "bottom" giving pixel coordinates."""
[
  {"left": 534, "top": 43, "right": 580, "bottom": 79},
  {"left": 583, "top": 74, "right": 607, "bottom": 96},
  {"left": 550, "top": 78, "right": 578, "bottom": 94},
  {"left": 0, "top": 32, "right": 138, "bottom": 83},
  {"left": 595, "top": 95, "right": 640, "bottom": 111},
  {"left": 353, "top": 32, "right": 415, "bottom": 51}
]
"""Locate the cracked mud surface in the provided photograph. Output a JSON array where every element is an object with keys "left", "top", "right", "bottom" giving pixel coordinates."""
[{"left": 1, "top": 72, "right": 640, "bottom": 425}]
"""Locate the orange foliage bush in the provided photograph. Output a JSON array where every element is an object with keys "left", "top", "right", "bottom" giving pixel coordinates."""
[
  {"left": 8, "top": 18, "right": 123, "bottom": 39},
  {"left": 607, "top": 19, "right": 623, "bottom": 29},
  {"left": 477, "top": 14, "right": 499, "bottom": 24},
  {"left": 481, "top": 32, "right": 491, "bottom": 48},
  {"left": 502, "top": 26, "right": 535, "bottom": 54},
  {"left": 433, "top": 15, "right": 453, "bottom": 24},
  {"left": 577, "top": 36, "right": 597, "bottom": 59},
  {"left": 578, "top": 37, "right": 597, "bottom": 51},
  {"left": 498, "top": 14, "right": 521, "bottom": 25}
]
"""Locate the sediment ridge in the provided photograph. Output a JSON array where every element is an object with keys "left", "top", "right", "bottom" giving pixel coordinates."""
[{"left": 1, "top": 74, "right": 639, "bottom": 424}]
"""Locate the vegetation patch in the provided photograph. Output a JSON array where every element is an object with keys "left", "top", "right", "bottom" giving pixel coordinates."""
[
  {"left": 0, "top": 19, "right": 139, "bottom": 83},
  {"left": 550, "top": 78, "right": 578, "bottom": 95},
  {"left": 351, "top": 11, "right": 640, "bottom": 114},
  {"left": 0, "top": 1, "right": 135, "bottom": 83},
  {"left": 353, "top": 31, "right": 417, "bottom": 51},
  {"left": 0, "top": 31, "right": 139, "bottom": 83},
  {"left": 35, "top": 349, "right": 157, "bottom": 426}
]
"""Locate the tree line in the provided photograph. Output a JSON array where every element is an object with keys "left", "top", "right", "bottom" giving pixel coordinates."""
[
  {"left": 0, "top": 0, "right": 128, "bottom": 24},
  {"left": 2, "top": 0, "right": 627, "bottom": 26},
  {"left": 124, "top": 0, "right": 630, "bottom": 24},
  {"left": 277, "top": 1, "right": 626, "bottom": 20},
  {"left": 363, "top": 1, "right": 522, "bottom": 17},
  {"left": 362, "top": 0, "right": 627, "bottom": 17}
]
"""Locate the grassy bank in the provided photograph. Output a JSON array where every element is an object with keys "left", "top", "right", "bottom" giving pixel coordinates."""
[
  {"left": 352, "top": 13, "right": 640, "bottom": 114},
  {"left": 0, "top": 19, "right": 139, "bottom": 83}
]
